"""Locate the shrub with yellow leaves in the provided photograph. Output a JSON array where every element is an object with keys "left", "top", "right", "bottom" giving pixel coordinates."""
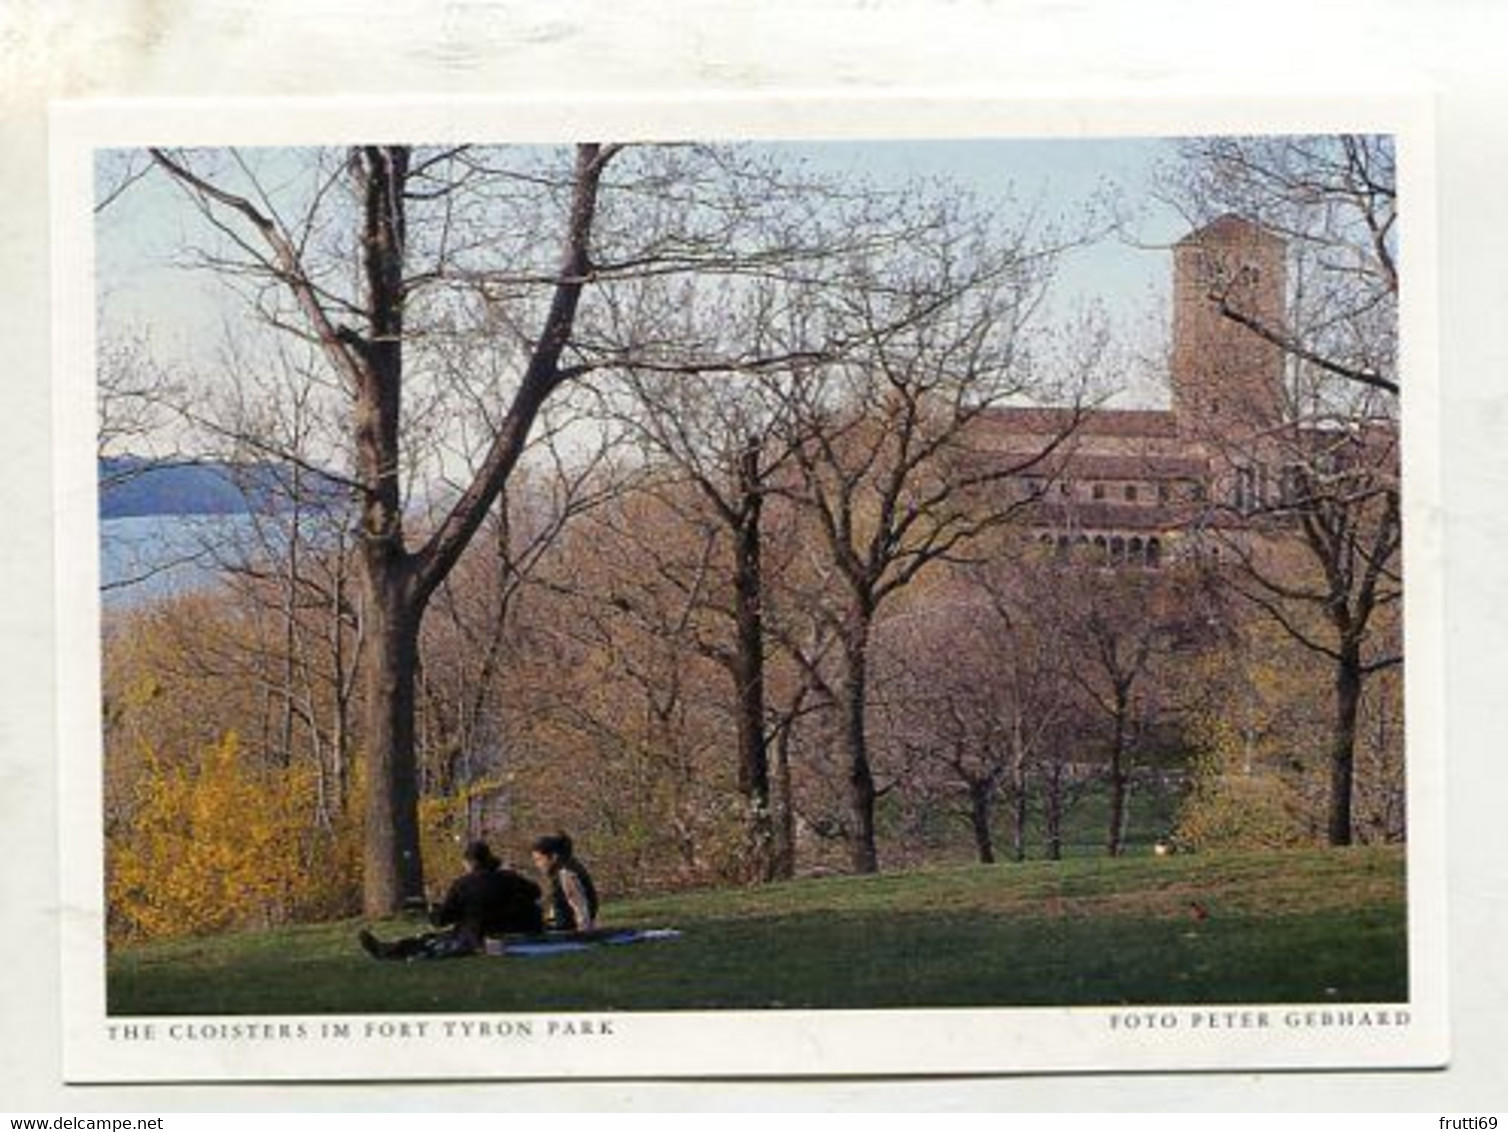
[{"left": 107, "top": 732, "right": 360, "bottom": 944}]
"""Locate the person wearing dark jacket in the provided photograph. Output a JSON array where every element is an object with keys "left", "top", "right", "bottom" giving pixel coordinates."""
[
  {"left": 530, "top": 833, "right": 599, "bottom": 933},
  {"left": 358, "top": 840, "right": 543, "bottom": 960}
]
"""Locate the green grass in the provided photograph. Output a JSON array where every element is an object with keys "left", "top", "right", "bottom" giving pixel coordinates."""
[
  {"left": 882, "top": 773, "right": 1190, "bottom": 863},
  {"left": 107, "top": 846, "right": 1407, "bottom": 1016}
]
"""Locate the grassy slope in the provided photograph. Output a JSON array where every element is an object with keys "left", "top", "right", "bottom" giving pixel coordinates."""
[{"left": 108, "top": 846, "right": 1407, "bottom": 1016}]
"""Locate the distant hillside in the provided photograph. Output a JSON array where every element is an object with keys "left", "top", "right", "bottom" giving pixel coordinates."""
[{"left": 99, "top": 457, "right": 344, "bottom": 520}]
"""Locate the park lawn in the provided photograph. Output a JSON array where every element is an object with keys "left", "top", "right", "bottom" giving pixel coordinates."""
[{"left": 107, "top": 846, "right": 1407, "bottom": 1016}]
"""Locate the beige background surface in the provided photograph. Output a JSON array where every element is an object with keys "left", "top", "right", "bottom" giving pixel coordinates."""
[{"left": 3, "top": 0, "right": 1505, "bottom": 1111}]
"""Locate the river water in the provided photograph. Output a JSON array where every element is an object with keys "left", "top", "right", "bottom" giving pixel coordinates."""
[{"left": 99, "top": 513, "right": 261, "bottom": 607}]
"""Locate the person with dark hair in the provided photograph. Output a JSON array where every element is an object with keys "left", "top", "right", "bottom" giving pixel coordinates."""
[
  {"left": 358, "top": 839, "right": 543, "bottom": 960},
  {"left": 530, "top": 833, "right": 599, "bottom": 933}
]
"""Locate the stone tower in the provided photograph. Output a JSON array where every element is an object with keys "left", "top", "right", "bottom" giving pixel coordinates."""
[{"left": 1170, "top": 215, "right": 1287, "bottom": 437}]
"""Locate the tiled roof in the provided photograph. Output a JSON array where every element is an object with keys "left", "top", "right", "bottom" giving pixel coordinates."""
[
  {"left": 1023, "top": 452, "right": 1210, "bottom": 481},
  {"left": 976, "top": 406, "right": 1182, "bottom": 440}
]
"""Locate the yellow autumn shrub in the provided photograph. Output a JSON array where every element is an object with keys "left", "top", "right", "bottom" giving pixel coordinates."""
[
  {"left": 1174, "top": 744, "right": 1315, "bottom": 851},
  {"left": 108, "top": 732, "right": 360, "bottom": 943},
  {"left": 1172, "top": 648, "right": 1327, "bottom": 851}
]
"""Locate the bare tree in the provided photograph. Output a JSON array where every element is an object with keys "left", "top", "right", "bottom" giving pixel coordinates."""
[
  {"left": 412, "top": 336, "right": 623, "bottom": 845},
  {"left": 520, "top": 489, "right": 750, "bottom": 888},
  {"left": 1165, "top": 134, "right": 1397, "bottom": 398},
  {"left": 1208, "top": 423, "right": 1401, "bottom": 845},
  {"left": 142, "top": 143, "right": 818, "bottom": 910},
  {"left": 871, "top": 600, "right": 1023, "bottom": 864},
  {"left": 767, "top": 199, "right": 1092, "bottom": 873},
  {"left": 1166, "top": 134, "right": 1403, "bottom": 846},
  {"left": 554, "top": 165, "right": 1053, "bottom": 879},
  {"left": 603, "top": 362, "right": 801, "bottom": 879},
  {"left": 136, "top": 142, "right": 1022, "bottom": 906},
  {"left": 1011, "top": 557, "right": 1211, "bottom": 857},
  {"left": 145, "top": 144, "right": 587, "bottom": 911},
  {"left": 960, "top": 556, "right": 1090, "bottom": 861}
]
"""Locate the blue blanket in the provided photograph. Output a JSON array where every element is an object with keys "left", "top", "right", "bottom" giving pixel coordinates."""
[{"left": 490, "top": 928, "right": 681, "bottom": 958}]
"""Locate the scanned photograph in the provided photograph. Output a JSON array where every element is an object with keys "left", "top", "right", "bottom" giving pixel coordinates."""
[{"left": 56, "top": 106, "right": 1438, "bottom": 1079}]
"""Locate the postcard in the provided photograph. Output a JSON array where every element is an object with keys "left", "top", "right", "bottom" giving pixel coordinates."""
[{"left": 51, "top": 92, "right": 1445, "bottom": 1082}]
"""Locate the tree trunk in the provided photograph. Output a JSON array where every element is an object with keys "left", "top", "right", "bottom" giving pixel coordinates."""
[
  {"left": 769, "top": 688, "right": 805, "bottom": 881},
  {"left": 733, "top": 441, "right": 774, "bottom": 880},
  {"left": 351, "top": 146, "right": 424, "bottom": 916},
  {"left": 840, "top": 624, "right": 879, "bottom": 874},
  {"left": 360, "top": 561, "right": 424, "bottom": 914},
  {"left": 968, "top": 780, "right": 997, "bottom": 864},
  {"left": 1107, "top": 682, "right": 1130, "bottom": 857},
  {"left": 1329, "top": 644, "right": 1363, "bottom": 846},
  {"left": 330, "top": 537, "right": 355, "bottom": 820},
  {"left": 277, "top": 475, "right": 303, "bottom": 769},
  {"left": 1011, "top": 731, "right": 1029, "bottom": 863},
  {"left": 1044, "top": 763, "right": 1064, "bottom": 861},
  {"left": 772, "top": 726, "right": 795, "bottom": 878}
]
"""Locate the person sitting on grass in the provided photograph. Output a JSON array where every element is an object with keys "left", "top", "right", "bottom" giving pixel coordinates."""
[
  {"left": 531, "top": 833, "right": 599, "bottom": 934},
  {"left": 358, "top": 839, "right": 543, "bottom": 961}
]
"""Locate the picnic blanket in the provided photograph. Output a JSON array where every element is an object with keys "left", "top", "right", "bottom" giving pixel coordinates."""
[{"left": 486, "top": 928, "right": 682, "bottom": 958}]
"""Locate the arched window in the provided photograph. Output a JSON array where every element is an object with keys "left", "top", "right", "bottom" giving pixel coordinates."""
[
  {"left": 1128, "top": 536, "right": 1144, "bottom": 564},
  {"left": 1147, "top": 537, "right": 1162, "bottom": 567},
  {"left": 1110, "top": 536, "right": 1125, "bottom": 563}
]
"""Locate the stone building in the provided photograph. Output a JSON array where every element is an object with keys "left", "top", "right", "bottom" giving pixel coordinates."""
[{"left": 978, "top": 213, "right": 1294, "bottom": 565}]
